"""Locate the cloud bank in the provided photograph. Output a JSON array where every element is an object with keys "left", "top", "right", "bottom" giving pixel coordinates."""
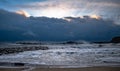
[{"left": 0, "top": 9, "right": 120, "bottom": 42}]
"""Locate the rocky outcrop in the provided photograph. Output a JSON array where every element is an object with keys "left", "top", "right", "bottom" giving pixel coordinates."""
[{"left": 111, "top": 36, "right": 120, "bottom": 43}]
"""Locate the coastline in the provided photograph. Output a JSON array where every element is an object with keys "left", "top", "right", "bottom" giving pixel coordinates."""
[
  {"left": 0, "top": 66, "right": 120, "bottom": 71},
  {"left": 0, "top": 42, "right": 120, "bottom": 71}
]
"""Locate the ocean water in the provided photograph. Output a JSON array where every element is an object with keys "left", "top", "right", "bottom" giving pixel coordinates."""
[{"left": 0, "top": 43, "right": 120, "bottom": 68}]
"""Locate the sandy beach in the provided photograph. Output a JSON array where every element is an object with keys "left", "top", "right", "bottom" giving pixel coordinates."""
[{"left": 0, "top": 67, "right": 120, "bottom": 71}]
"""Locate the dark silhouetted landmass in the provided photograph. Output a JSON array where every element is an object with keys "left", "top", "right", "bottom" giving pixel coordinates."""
[{"left": 111, "top": 36, "right": 120, "bottom": 43}]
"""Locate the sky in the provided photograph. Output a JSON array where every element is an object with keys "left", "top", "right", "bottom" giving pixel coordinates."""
[
  {"left": 0, "top": 0, "right": 120, "bottom": 42},
  {"left": 0, "top": 0, "right": 120, "bottom": 19}
]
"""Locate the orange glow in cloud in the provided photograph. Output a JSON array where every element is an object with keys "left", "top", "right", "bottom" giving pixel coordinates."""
[
  {"left": 90, "top": 14, "right": 101, "bottom": 19},
  {"left": 16, "top": 10, "right": 30, "bottom": 17}
]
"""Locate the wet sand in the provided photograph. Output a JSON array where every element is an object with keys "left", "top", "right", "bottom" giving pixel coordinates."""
[{"left": 0, "top": 67, "right": 120, "bottom": 71}]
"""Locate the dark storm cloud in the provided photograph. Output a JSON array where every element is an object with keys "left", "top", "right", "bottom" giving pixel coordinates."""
[{"left": 0, "top": 9, "right": 120, "bottom": 42}]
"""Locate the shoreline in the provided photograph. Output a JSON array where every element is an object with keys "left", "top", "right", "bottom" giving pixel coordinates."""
[{"left": 0, "top": 66, "right": 120, "bottom": 71}]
